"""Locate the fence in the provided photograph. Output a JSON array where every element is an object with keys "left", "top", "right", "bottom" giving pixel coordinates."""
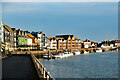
[{"left": 31, "top": 54, "right": 55, "bottom": 80}]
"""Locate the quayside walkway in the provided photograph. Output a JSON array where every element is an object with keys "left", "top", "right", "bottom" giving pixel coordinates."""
[{"left": 2, "top": 54, "right": 39, "bottom": 80}]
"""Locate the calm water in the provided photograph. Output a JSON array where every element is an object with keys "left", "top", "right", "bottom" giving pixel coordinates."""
[{"left": 40, "top": 51, "right": 118, "bottom": 78}]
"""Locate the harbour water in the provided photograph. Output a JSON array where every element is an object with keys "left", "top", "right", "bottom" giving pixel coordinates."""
[{"left": 40, "top": 51, "right": 118, "bottom": 78}]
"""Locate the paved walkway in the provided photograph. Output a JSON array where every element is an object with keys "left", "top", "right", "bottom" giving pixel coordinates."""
[{"left": 2, "top": 54, "right": 39, "bottom": 80}]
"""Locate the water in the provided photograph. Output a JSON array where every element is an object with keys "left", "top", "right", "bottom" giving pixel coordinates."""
[{"left": 40, "top": 51, "right": 118, "bottom": 78}]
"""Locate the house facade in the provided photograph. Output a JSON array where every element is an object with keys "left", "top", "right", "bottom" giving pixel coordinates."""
[
  {"left": 0, "top": 20, "right": 3, "bottom": 42},
  {"left": 56, "top": 35, "right": 81, "bottom": 50},
  {"left": 16, "top": 29, "right": 28, "bottom": 50},
  {"left": 11, "top": 28, "right": 17, "bottom": 50},
  {"left": 27, "top": 34, "right": 40, "bottom": 50},
  {"left": 31, "top": 32, "right": 45, "bottom": 50},
  {"left": 82, "top": 39, "right": 91, "bottom": 48},
  {"left": 3, "top": 25, "right": 14, "bottom": 51}
]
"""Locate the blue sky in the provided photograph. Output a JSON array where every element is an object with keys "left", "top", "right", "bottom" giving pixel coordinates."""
[{"left": 2, "top": 2, "right": 118, "bottom": 42}]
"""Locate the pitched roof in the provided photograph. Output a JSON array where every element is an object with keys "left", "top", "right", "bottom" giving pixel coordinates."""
[
  {"left": 11, "top": 28, "right": 16, "bottom": 31},
  {"left": 56, "top": 35, "right": 74, "bottom": 40},
  {"left": 115, "top": 40, "right": 120, "bottom": 43},
  {"left": 27, "top": 34, "right": 35, "bottom": 39},
  {"left": 4, "top": 25, "right": 13, "bottom": 32},
  {"left": 31, "top": 31, "right": 43, "bottom": 34},
  {"left": 46, "top": 36, "right": 53, "bottom": 40},
  {"left": 3, "top": 28, "right": 9, "bottom": 32}
]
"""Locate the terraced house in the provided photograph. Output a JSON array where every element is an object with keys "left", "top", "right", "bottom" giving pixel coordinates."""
[
  {"left": 16, "top": 29, "right": 28, "bottom": 50},
  {"left": 3, "top": 25, "right": 14, "bottom": 51},
  {"left": 31, "top": 32, "right": 45, "bottom": 50},
  {"left": 46, "top": 37, "right": 57, "bottom": 50},
  {"left": 27, "top": 34, "right": 40, "bottom": 50},
  {"left": 11, "top": 28, "right": 17, "bottom": 50}
]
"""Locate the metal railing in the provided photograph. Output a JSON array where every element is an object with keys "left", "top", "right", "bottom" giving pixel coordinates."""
[{"left": 31, "top": 54, "right": 55, "bottom": 80}]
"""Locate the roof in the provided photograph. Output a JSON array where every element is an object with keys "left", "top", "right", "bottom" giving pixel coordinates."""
[
  {"left": 31, "top": 31, "right": 43, "bottom": 34},
  {"left": 3, "top": 28, "right": 9, "bottom": 32},
  {"left": 115, "top": 40, "right": 120, "bottom": 43},
  {"left": 56, "top": 35, "right": 74, "bottom": 40},
  {"left": 46, "top": 36, "right": 53, "bottom": 40},
  {"left": 4, "top": 25, "right": 13, "bottom": 32},
  {"left": 11, "top": 28, "right": 16, "bottom": 31},
  {"left": 55, "top": 37, "right": 64, "bottom": 40},
  {"left": 27, "top": 34, "right": 35, "bottom": 39}
]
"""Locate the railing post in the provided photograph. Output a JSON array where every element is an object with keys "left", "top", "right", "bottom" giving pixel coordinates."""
[
  {"left": 41, "top": 65, "right": 43, "bottom": 75},
  {"left": 43, "top": 68, "right": 46, "bottom": 78},
  {"left": 47, "top": 72, "right": 50, "bottom": 80}
]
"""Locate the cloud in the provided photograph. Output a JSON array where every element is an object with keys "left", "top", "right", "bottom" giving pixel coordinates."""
[{"left": 1, "top": 0, "right": 119, "bottom": 2}]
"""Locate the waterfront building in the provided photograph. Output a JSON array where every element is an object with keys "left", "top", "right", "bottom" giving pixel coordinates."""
[
  {"left": 27, "top": 34, "right": 40, "bottom": 50},
  {"left": 82, "top": 39, "right": 91, "bottom": 48},
  {"left": 31, "top": 32, "right": 45, "bottom": 50},
  {"left": 16, "top": 29, "right": 28, "bottom": 50},
  {"left": 44, "top": 37, "right": 51, "bottom": 50},
  {"left": 11, "top": 28, "right": 17, "bottom": 50},
  {"left": 57, "top": 39, "right": 67, "bottom": 50},
  {"left": 3, "top": 25, "right": 14, "bottom": 51},
  {"left": 0, "top": 20, "right": 3, "bottom": 52},
  {"left": 98, "top": 40, "right": 116, "bottom": 48},
  {"left": 27, "top": 34, "right": 33, "bottom": 50},
  {"left": 0, "top": 20, "right": 3, "bottom": 42},
  {"left": 115, "top": 40, "right": 120, "bottom": 47},
  {"left": 91, "top": 41, "right": 98, "bottom": 48},
  {"left": 47, "top": 37, "right": 57, "bottom": 50},
  {"left": 55, "top": 35, "right": 81, "bottom": 50}
]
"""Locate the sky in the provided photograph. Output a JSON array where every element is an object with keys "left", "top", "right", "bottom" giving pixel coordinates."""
[
  {"left": 1, "top": 0, "right": 119, "bottom": 2},
  {"left": 1, "top": 2, "right": 118, "bottom": 42}
]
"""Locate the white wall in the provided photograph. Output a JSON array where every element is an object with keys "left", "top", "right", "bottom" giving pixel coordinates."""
[{"left": 27, "top": 38, "right": 32, "bottom": 45}]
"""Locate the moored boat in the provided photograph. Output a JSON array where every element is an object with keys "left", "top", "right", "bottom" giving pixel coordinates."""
[
  {"left": 96, "top": 49, "right": 103, "bottom": 53},
  {"left": 73, "top": 51, "right": 80, "bottom": 55},
  {"left": 84, "top": 50, "right": 89, "bottom": 54},
  {"left": 43, "top": 53, "right": 52, "bottom": 59}
]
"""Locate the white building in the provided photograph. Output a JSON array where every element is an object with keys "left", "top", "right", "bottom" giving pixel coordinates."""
[
  {"left": 31, "top": 32, "right": 45, "bottom": 50},
  {"left": 0, "top": 19, "right": 3, "bottom": 52},
  {"left": 50, "top": 38, "right": 57, "bottom": 50},
  {"left": 27, "top": 35, "right": 33, "bottom": 49},
  {"left": 0, "top": 20, "right": 3, "bottom": 42},
  {"left": 46, "top": 37, "right": 57, "bottom": 50}
]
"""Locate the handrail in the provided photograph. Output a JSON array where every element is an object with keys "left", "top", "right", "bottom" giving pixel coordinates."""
[{"left": 30, "top": 54, "right": 55, "bottom": 80}]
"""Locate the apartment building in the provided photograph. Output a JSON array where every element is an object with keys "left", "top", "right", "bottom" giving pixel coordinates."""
[
  {"left": 11, "top": 28, "right": 17, "bottom": 50},
  {"left": 0, "top": 20, "right": 3, "bottom": 42},
  {"left": 46, "top": 37, "right": 57, "bottom": 50},
  {"left": 31, "top": 32, "right": 45, "bottom": 50},
  {"left": 27, "top": 34, "right": 40, "bottom": 50},
  {"left": 44, "top": 37, "right": 51, "bottom": 49},
  {"left": 56, "top": 35, "right": 81, "bottom": 50},
  {"left": 3, "top": 25, "right": 14, "bottom": 51}
]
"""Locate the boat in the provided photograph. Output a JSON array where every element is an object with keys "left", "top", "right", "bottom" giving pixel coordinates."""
[
  {"left": 84, "top": 50, "right": 89, "bottom": 54},
  {"left": 96, "top": 49, "right": 103, "bottom": 53},
  {"left": 73, "top": 51, "right": 80, "bottom": 55},
  {"left": 52, "top": 52, "right": 73, "bottom": 59},
  {"left": 52, "top": 53, "right": 64, "bottom": 59},
  {"left": 43, "top": 54, "right": 52, "bottom": 59},
  {"left": 63, "top": 52, "right": 73, "bottom": 57}
]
